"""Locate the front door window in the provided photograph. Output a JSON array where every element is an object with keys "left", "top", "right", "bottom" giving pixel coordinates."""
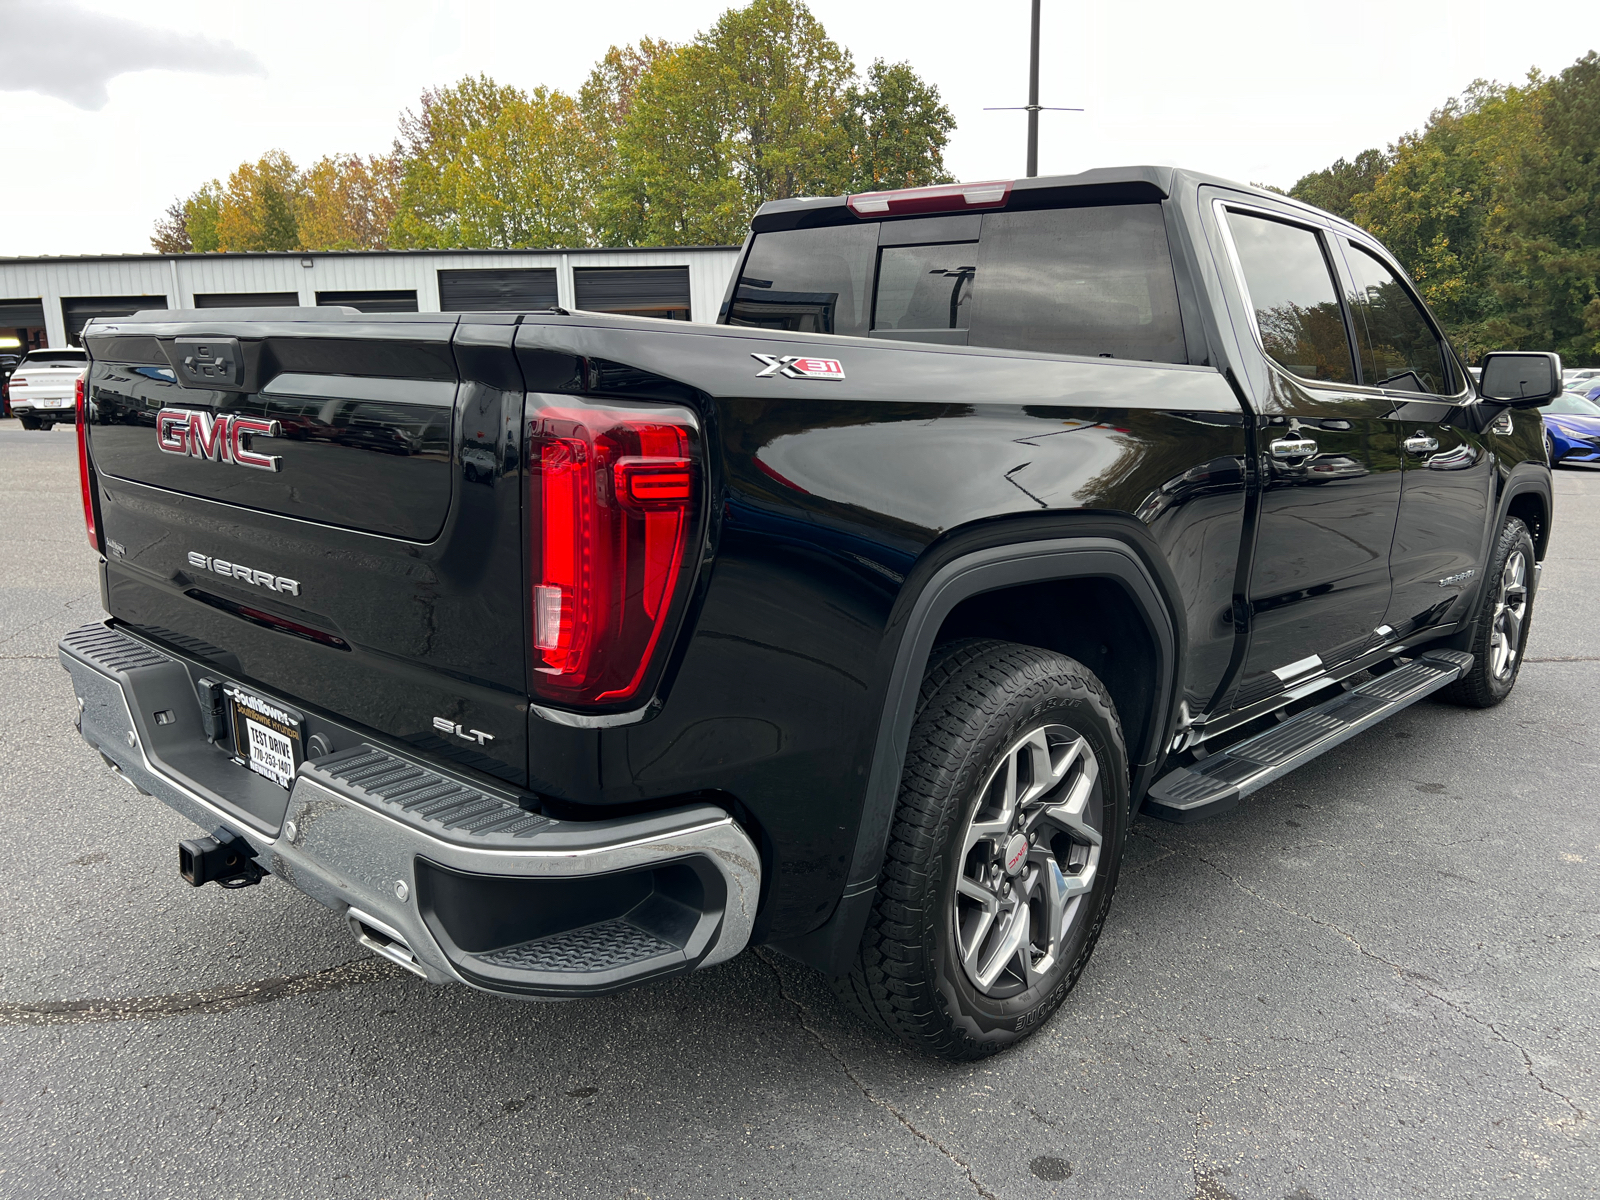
[{"left": 1344, "top": 244, "right": 1453, "bottom": 395}]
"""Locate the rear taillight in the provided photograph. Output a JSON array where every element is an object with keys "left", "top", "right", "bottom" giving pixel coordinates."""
[
  {"left": 847, "top": 180, "right": 1012, "bottom": 218},
  {"left": 76, "top": 371, "right": 101, "bottom": 553},
  {"left": 529, "top": 401, "right": 700, "bottom": 708}
]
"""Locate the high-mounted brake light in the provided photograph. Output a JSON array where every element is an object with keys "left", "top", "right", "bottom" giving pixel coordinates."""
[
  {"left": 75, "top": 370, "right": 100, "bottom": 553},
  {"left": 529, "top": 402, "right": 700, "bottom": 708},
  {"left": 847, "top": 180, "right": 1012, "bottom": 218}
]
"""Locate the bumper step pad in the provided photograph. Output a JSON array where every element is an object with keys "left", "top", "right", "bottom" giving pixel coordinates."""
[
  {"left": 473, "top": 918, "right": 678, "bottom": 974},
  {"left": 1144, "top": 650, "right": 1472, "bottom": 823},
  {"left": 303, "top": 747, "right": 549, "bottom": 845}
]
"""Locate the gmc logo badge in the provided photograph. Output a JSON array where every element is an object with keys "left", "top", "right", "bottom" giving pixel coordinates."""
[{"left": 157, "top": 408, "right": 282, "bottom": 472}]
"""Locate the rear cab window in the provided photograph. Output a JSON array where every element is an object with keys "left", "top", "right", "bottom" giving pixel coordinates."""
[{"left": 727, "top": 203, "right": 1188, "bottom": 364}]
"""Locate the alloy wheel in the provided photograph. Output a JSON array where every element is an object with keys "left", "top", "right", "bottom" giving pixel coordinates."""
[
  {"left": 952, "top": 723, "right": 1103, "bottom": 999},
  {"left": 1489, "top": 548, "right": 1528, "bottom": 681}
]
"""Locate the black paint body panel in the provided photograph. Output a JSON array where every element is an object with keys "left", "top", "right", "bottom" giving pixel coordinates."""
[{"left": 76, "top": 169, "right": 1552, "bottom": 955}]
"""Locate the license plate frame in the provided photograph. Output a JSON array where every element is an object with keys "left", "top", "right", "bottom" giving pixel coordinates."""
[{"left": 224, "top": 684, "right": 304, "bottom": 789}]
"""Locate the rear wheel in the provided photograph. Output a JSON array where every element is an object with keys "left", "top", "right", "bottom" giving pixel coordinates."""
[
  {"left": 17, "top": 415, "right": 40, "bottom": 430},
  {"left": 833, "top": 640, "right": 1128, "bottom": 1060},
  {"left": 1444, "top": 517, "right": 1536, "bottom": 708}
]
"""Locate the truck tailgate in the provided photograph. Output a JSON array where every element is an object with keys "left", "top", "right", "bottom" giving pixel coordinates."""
[{"left": 81, "top": 313, "right": 531, "bottom": 788}]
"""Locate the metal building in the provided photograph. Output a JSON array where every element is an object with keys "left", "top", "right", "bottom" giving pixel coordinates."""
[{"left": 0, "top": 245, "right": 743, "bottom": 350}]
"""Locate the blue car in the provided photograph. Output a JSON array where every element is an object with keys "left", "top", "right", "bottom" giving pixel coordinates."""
[{"left": 1543, "top": 390, "right": 1600, "bottom": 465}]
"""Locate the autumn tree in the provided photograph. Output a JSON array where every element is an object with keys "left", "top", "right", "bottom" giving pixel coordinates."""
[
  {"left": 299, "top": 154, "right": 399, "bottom": 251},
  {"left": 150, "top": 199, "right": 192, "bottom": 253},
  {"left": 213, "top": 150, "right": 303, "bottom": 251},
  {"left": 153, "top": 2, "right": 958, "bottom": 254}
]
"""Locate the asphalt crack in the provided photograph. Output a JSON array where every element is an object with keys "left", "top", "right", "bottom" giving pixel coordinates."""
[
  {"left": 754, "top": 949, "right": 999, "bottom": 1200},
  {"left": 0, "top": 956, "right": 403, "bottom": 1027},
  {"left": 1141, "top": 832, "right": 1592, "bottom": 1131}
]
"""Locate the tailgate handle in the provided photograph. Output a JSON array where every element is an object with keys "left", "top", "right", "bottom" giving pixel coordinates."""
[{"left": 174, "top": 338, "right": 242, "bottom": 388}]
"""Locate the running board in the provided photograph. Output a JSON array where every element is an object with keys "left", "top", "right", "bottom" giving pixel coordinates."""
[{"left": 1143, "top": 650, "right": 1472, "bottom": 823}]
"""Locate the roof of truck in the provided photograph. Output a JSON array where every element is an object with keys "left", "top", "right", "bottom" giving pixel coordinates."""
[{"left": 751, "top": 165, "right": 1341, "bottom": 233}]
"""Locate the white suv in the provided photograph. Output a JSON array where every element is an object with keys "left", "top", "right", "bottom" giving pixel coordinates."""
[{"left": 8, "top": 347, "right": 87, "bottom": 430}]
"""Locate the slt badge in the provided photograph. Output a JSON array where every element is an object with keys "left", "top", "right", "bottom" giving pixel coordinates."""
[
  {"left": 751, "top": 353, "right": 845, "bottom": 381},
  {"left": 432, "top": 717, "right": 496, "bottom": 746}
]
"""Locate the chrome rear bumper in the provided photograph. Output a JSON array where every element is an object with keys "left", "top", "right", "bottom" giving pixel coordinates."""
[{"left": 59, "top": 622, "right": 760, "bottom": 997}]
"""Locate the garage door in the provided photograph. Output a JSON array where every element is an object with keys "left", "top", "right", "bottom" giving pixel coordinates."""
[
  {"left": 438, "top": 268, "right": 558, "bottom": 312},
  {"left": 317, "top": 290, "right": 418, "bottom": 313},
  {"left": 0, "top": 299, "right": 46, "bottom": 327},
  {"left": 63, "top": 296, "right": 169, "bottom": 344},
  {"left": 573, "top": 267, "right": 690, "bottom": 320},
  {"left": 194, "top": 292, "right": 300, "bottom": 308}
]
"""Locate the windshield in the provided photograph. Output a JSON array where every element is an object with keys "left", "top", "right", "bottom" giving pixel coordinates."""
[
  {"left": 1546, "top": 391, "right": 1600, "bottom": 417},
  {"left": 20, "top": 350, "right": 87, "bottom": 367}
]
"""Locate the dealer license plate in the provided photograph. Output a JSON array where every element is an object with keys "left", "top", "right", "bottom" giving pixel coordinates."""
[{"left": 225, "top": 685, "right": 303, "bottom": 788}]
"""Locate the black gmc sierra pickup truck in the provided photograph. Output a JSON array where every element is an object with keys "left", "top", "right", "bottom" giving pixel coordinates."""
[{"left": 59, "top": 167, "right": 1561, "bottom": 1060}]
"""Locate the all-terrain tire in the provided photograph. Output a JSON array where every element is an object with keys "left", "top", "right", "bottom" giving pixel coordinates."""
[
  {"left": 832, "top": 640, "right": 1129, "bottom": 1060},
  {"left": 1444, "top": 516, "right": 1537, "bottom": 708}
]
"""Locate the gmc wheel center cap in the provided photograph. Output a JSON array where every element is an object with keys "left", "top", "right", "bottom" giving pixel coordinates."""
[{"left": 1004, "top": 833, "right": 1029, "bottom": 875}]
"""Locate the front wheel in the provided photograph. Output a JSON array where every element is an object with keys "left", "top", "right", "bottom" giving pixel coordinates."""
[
  {"left": 833, "top": 640, "right": 1128, "bottom": 1060},
  {"left": 1444, "top": 517, "right": 1536, "bottom": 708},
  {"left": 1545, "top": 429, "right": 1562, "bottom": 466}
]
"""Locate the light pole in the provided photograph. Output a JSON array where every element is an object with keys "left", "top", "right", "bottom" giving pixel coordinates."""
[{"left": 985, "top": 0, "right": 1083, "bottom": 178}]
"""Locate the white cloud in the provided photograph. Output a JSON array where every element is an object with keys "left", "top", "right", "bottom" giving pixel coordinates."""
[{"left": 0, "top": 0, "right": 264, "bottom": 110}]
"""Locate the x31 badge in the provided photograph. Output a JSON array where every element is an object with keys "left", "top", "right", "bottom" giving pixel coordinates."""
[{"left": 751, "top": 353, "right": 846, "bottom": 381}]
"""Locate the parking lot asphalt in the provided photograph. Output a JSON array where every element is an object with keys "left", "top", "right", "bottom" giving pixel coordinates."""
[{"left": 0, "top": 415, "right": 1595, "bottom": 1200}]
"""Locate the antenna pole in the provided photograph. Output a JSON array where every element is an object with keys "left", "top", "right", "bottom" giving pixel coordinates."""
[{"left": 1027, "top": 0, "right": 1041, "bottom": 178}]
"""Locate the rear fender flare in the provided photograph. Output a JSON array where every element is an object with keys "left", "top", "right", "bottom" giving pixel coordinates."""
[{"left": 772, "top": 528, "right": 1180, "bottom": 975}]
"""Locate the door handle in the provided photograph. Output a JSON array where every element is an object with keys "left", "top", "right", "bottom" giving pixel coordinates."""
[
  {"left": 1269, "top": 437, "right": 1318, "bottom": 459},
  {"left": 1403, "top": 434, "right": 1439, "bottom": 454}
]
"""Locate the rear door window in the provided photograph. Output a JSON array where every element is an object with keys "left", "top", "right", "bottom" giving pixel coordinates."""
[
  {"left": 728, "top": 225, "right": 877, "bottom": 337},
  {"left": 1343, "top": 243, "right": 1453, "bottom": 395},
  {"left": 967, "top": 206, "right": 1185, "bottom": 361},
  {"left": 727, "top": 204, "right": 1188, "bottom": 363},
  {"left": 1224, "top": 211, "right": 1355, "bottom": 384}
]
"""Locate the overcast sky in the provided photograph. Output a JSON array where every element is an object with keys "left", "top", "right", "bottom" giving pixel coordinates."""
[{"left": 0, "top": 0, "right": 1594, "bottom": 257}]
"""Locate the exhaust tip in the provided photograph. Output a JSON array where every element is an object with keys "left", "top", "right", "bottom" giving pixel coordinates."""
[{"left": 347, "top": 908, "right": 428, "bottom": 978}]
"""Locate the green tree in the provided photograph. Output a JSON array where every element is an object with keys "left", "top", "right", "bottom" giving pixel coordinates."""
[
  {"left": 1495, "top": 52, "right": 1600, "bottom": 361},
  {"left": 445, "top": 89, "right": 595, "bottom": 248},
  {"left": 389, "top": 75, "right": 526, "bottom": 247},
  {"left": 1287, "top": 148, "right": 1389, "bottom": 222},
  {"left": 842, "top": 59, "right": 955, "bottom": 192},
  {"left": 602, "top": 0, "right": 857, "bottom": 244},
  {"left": 1353, "top": 80, "right": 1542, "bottom": 359},
  {"left": 184, "top": 184, "right": 223, "bottom": 252}
]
